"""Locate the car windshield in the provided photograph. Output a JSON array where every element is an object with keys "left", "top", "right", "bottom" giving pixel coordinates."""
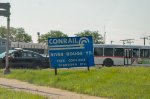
[{"left": 0, "top": 50, "right": 16, "bottom": 58}]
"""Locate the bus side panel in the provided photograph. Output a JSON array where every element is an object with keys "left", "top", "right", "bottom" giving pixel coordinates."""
[
  {"left": 94, "top": 57, "right": 105, "bottom": 65},
  {"left": 94, "top": 57, "right": 126, "bottom": 66},
  {"left": 113, "top": 57, "right": 124, "bottom": 65}
]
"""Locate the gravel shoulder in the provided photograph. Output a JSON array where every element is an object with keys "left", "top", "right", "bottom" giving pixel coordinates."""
[{"left": 0, "top": 78, "right": 106, "bottom": 99}]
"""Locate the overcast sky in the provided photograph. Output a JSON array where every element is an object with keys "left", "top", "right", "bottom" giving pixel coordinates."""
[{"left": 0, "top": 0, "right": 150, "bottom": 45}]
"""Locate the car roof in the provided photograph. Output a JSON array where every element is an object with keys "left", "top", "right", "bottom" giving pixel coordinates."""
[{"left": 0, "top": 49, "right": 42, "bottom": 58}]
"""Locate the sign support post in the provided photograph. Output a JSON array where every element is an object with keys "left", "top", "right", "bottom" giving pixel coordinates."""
[
  {"left": 0, "top": 3, "right": 11, "bottom": 74},
  {"left": 86, "top": 55, "right": 90, "bottom": 71},
  {"left": 55, "top": 67, "right": 57, "bottom": 75},
  {"left": 87, "top": 65, "right": 90, "bottom": 71},
  {"left": 4, "top": 16, "right": 10, "bottom": 74}
]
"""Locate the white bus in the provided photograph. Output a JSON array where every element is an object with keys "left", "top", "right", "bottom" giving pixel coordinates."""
[{"left": 94, "top": 44, "right": 150, "bottom": 66}]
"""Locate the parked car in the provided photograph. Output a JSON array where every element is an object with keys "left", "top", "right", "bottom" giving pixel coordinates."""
[{"left": 0, "top": 49, "right": 50, "bottom": 69}]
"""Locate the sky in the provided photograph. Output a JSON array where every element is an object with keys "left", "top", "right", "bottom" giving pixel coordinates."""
[{"left": 0, "top": 0, "right": 150, "bottom": 45}]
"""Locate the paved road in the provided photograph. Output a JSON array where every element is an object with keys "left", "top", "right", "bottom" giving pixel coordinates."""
[{"left": 0, "top": 78, "right": 106, "bottom": 99}]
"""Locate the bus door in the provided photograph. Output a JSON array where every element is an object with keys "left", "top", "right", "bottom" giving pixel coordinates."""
[{"left": 124, "top": 49, "right": 132, "bottom": 65}]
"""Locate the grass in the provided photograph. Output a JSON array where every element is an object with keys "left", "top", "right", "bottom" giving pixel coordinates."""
[
  {"left": 0, "top": 87, "right": 47, "bottom": 99},
  {"left": 0, "top": 66, "right": 150, "bottom": 99}
]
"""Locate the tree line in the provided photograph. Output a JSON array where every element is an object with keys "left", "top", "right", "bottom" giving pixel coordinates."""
[{"left": 0, "top": 26, "right": 104, "bottom": 44}]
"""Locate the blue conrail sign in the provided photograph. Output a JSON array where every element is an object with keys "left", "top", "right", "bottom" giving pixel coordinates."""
[{"left": 48, "top": 36, "right": 94, "bottom": 68}]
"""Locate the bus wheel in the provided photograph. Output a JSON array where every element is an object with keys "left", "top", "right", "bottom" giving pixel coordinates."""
[{"left": 103, "top": 58, "right": 114, "bottom": 67}]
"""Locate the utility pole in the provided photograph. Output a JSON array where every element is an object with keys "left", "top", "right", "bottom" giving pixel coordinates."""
[
  {"left": 148, "top": 36, "right": 150, "bottom": 45},
  {"left": 110, "top": 40, "right": 114, "bottom": 44},
  {"left": 140, "top": 36, "right": 149, "bottom": 46},
  {"left": 103, "top": 25, "right": 106, "bottom": 44},
  {"left": 37, "top": 32, "right": 40, "bottom": 43},
  {"left": 0, "top": 3, "right": 11, "bottom": 74}
]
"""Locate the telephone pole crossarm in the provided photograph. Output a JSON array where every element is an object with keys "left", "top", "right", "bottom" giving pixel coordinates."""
[
  {"left": 120, "top": 40, "right": 126, "bottom": 45},
  {"left": 120, "top": 39, "right": 134, "bottom": 45}
]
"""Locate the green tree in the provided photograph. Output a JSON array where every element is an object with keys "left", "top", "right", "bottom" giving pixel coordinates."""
[
  {"left": 39, "top": 30, "right": 68, "bottom": 44},
  {"left": 0, "top": 26, "right": 7, "bottom": 38},
  {"left": 75, "top": 30, "right": 104, "bottom": 44},
  {"left": 0, "top": 26, "right": 32, "bottom": 43},
  {"left": 14, "top": 28, "right": 32, "bottom": 42}
]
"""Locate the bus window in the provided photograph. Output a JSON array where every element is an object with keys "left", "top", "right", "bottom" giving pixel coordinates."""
[
  {"left": 104, "top": 48, "right": 113, "bottom": 56},
  {"left": 133, "top": 49, "right": 139, "bottom": 57},
  {"left": 140, "top": 49, "right": 149, "bottom": 58},
  {"left": 114, "top": 48, "right": 124, "bottom": 57},
  {"left": 94, "top": 48, "right": 103, "bottom": 56}
]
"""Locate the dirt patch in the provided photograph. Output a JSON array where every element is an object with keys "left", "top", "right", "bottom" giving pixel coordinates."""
[{"left": 0, "top": 78, "right": 106, "bottom": 99}]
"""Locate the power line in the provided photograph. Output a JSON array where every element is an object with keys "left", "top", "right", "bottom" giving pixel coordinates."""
[
  {"left": 120, "top": 40, "right": 126, "bottom": 45},
  {"left": 120, "top": 39, "right": 134, "bottom": 45},
  {"left": 103, "top": 25, "right": 106, "bottom": 44}
]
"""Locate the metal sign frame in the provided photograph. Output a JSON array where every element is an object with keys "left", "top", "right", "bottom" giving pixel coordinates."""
[{"left": 48, "top": 36, "right": 94, "bottom": 74}]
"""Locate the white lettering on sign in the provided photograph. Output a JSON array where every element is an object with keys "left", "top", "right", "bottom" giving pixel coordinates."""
[
  {"left": 58, "top": 63, "right": 78, "bottom": 67},
  {"left": 57, "top": 59, "right": 65, "bottom": 63},
  {"left": 51, "top": 53, "right": 64, "bottom": 57},
  {"left": 66, "top": 52, "right": 83, "bottom": 56},
  {"left": 49, "top": 38, "right": 78, "bottom": 45},
  {"left": 68, "top": 58, "right": 86, "bottom": 62},
  {"left": 80, "top": 63, "right": 86, "bottom": 66},
  {"left": 78, "top": 58, "right": 86, "bottom": 62},
  {"left": 68, "top": 59, "right": 78, "bottom": 62},
  {"left": 86, "top": 51, "right": 92, "bottom": 55}
]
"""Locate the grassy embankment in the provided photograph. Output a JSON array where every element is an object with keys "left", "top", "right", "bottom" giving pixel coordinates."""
[
  {"left": 0, "top": 87, "right": 47, "bottom": 99},
  {"left": 0, "top": 66, "right": 150, "bottom": 99}
]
